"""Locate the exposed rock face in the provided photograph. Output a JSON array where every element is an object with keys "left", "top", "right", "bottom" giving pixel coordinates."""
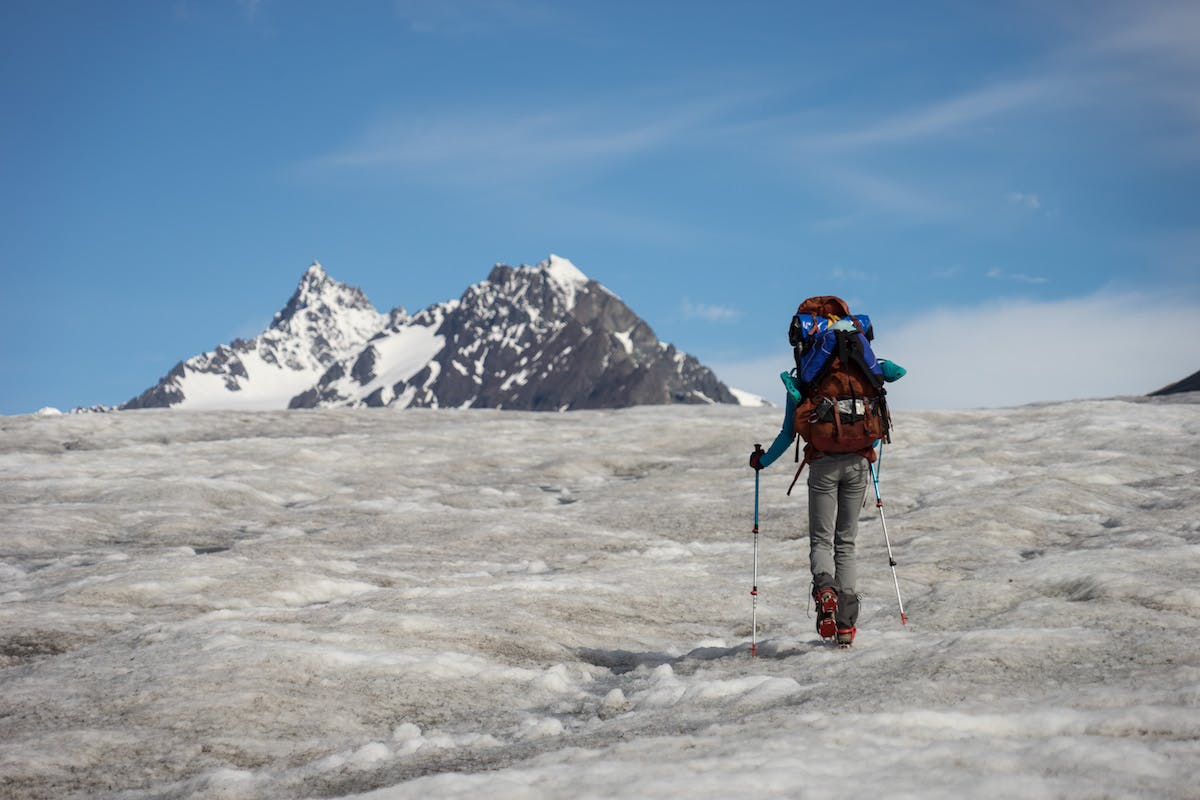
[
  {"left": 126, "top": 255, "right": 740, "bottom": 411},
  {"left": 1149, "top": 370, "right": 1200, "bottom": 397}
]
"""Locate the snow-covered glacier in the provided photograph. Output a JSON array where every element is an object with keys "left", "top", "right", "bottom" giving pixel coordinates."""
[{"left": 1, "top": 395, "right": 1197, "bottom": 798}]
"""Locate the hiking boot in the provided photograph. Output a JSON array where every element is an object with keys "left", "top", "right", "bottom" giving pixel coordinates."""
[
  {"left": 836, "top": 627, "right": 856, "bottom": 648},
  {"left": 813, "top": 587, "right": 838, "bottom": 640},
  {"left": 835, "top": 591, "right": 860, "bottom": 632}
]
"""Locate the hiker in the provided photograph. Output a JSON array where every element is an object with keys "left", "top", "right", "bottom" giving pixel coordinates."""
[{"left": 749, "top": 296, "right": 905, "bottom": 647}]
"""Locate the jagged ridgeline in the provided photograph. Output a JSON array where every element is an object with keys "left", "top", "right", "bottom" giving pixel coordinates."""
[{"left": 123, "top": 256, "right": 746, "bottom": 411}]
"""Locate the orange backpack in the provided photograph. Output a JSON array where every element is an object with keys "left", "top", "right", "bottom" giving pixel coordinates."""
[{"left": 786, "top": 296, "right": 891, "bottom": 492}]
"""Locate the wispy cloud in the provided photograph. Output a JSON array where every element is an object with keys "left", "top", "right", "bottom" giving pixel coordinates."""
[
  {"left": 774, "top": 2, "right": 1200, "bottom": 225},
  {"left": 681, "top": 298, "right": 740, "bottom": 322},
  {"left": 831, "top": 266, "right": 874, "bottom": 282},
  {"left": 238, "top": 0, "right": 265, "bottom": 22},
  {"left": 1081, "top": 1, "right": 1200, "bottom": 68},
  {"left": 816, "top": 167, "right": 954, "bottom": 222},
  {"left": 304, "top": 94, "right": 747, "bottom": 185},
  {"left": 1007, "top": 191, "right": 1042, "bottom": 211},
  {"left": 986, "top": 268, "right": 1048, "bottom": 285},
  {"left": 930, "top": 265, "right": 963, "bottom": 280},
  {"left": 798, "top": 3, "right": 1197, "bottom": 161},
  {"left": 394, "top": 0, "right": 559, "bottom": 36},
  {"left": 795, "top": 77, "right": 1064, "bottom": 153},
  {"left": 1046, "top": 1, "right": 1200, "bottom": 157},
  {"left": 775, "top": 78, "right": 1063, "bottom": 224}
]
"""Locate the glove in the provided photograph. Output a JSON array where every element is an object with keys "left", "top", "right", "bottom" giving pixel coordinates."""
[
  {"left": 780, "top": 371, "right": 803, "bottom": 404},
  {"left": 879, "top": 359, "right": 907, "bottom": 382},
  {"left": 749, "top": 446, "right": 764, "bottom": 471}
]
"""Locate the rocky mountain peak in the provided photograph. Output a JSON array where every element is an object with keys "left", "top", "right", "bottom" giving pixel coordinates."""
[
  {"left": 272, "top": 261, "right": 377, "bottom": 331},
  {"left": 1149, "top": 369, "right": 1200, "bottom": 396},
  {"left": 478, "top": 255, "right": 595, "bottom": 328},
  {"left": 124, "top": 256, "right": 743, "bottom": 412}
]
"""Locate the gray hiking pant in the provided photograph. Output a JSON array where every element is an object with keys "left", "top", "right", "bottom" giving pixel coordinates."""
[{"left": 807, "top": 453, "right": 870, "bottom": 593}]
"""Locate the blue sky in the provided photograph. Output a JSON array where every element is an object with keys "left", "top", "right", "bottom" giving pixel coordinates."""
[{"left": 2, "top": 1, "right": 1198, "bottom": 414}]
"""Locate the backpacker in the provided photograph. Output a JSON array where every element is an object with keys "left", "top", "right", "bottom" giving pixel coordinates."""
[{"left": 788, "top": 295, "right": 891, "bottom": 461}]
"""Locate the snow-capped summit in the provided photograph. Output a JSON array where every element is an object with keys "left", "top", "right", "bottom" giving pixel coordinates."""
[
  {"left": 539, "top": 254, "right": 589, "bottom": 308},
  {"left": 272, "top": 261, "right": 331, "bottom": 320},
  {"left": 126, "top": 257, "right": 740, "bottom": 411},
  {"left": 292, "top": 255, "right": 736, "bottom": 410},
  {"left": 122, "top": 266, "right": 386, "bottom": 411},
  {"left": 264, "top": 260, "right": 383, "bottom": 365}
]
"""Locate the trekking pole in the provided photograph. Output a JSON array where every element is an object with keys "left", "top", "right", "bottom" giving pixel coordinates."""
[
  {"left": 750, "top": 444, "right": 764, "bottom": 657},
  {"left": 870, "top": 444, "right": 908, "bottom": 625}
]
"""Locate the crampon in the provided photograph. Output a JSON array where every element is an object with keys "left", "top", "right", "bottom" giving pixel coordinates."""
[{"left": 814, "top": 587, "right": 838, "bottom": 640}]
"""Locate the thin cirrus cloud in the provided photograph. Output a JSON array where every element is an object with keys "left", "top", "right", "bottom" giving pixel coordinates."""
[
  {"left": 779, "top": 80, "right": 1065, "bottom": 223},
  {"left": 986, "top": 268, "right": 1049, "bottom": 284},
  {"left": 1043, "top": 2, "right": 1200, "bottom": 156},
  {"left": 793, "top": 77, "right": 1066, "bottom": 155},
  {"left": 776, "top": 6, "right": 1198, "bottom": 217},
  {"left": 804, "top": 2, "right": 1198, "bottom": 161},
  {"left": 1007, "top": 191, "right": 1042, "bottom": 210},
  {"left": 681, "top": 298, "right": 740, "bottom": 323},
  {"left": 814, "top": 166, "right": 955, "bottom": 222},
  {"left": 831, "top": 266, "right": 874, "bottom": 282},
  {"left": 305, "top": 95, "right": 748, "bottom": 185},
  {"left": 393, "top": 0, "right": 560, "bottom": 36},
  {"left": 1076, "top": 0, "right": 1200, "bottom": 67}
]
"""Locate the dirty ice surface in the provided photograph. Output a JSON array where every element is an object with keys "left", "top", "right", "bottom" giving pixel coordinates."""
[{"left": 1, "top": 398, "right": 1198, "bottom": 799}]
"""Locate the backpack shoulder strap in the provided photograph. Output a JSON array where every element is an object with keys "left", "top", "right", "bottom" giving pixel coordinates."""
[{"left": 836, "top": 330, "right": 885, "bottom": 391}]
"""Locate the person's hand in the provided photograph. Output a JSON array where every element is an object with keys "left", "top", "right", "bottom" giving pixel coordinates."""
[{"left": 749, "top": 444, "right": 764, "bottom": 471}]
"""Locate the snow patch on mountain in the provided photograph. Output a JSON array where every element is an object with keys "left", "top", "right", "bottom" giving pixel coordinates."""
[
  {"left": 173, "top": 348, "right": 327, "bottom": 411},
  {"left": 540, "top": 254, "right": 589, "bottom": 308},
  {"left": 728, "top": 387, "right": 771, "bottom": 407}
]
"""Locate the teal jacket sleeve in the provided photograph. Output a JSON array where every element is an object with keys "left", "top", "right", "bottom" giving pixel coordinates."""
[{"left": 758, "top": 394, "right": 796, "bottom": 469}]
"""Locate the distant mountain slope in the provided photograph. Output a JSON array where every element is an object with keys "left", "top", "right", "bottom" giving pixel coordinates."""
[
  {"left": 124, "top": 256, "right": 741, "bottom": 411},
  {"left": 122, "top": 264, "right": 385, "bottom": 411},
  {"left": 1149, "top": 369, "right": 1200, "bottom": 397}
]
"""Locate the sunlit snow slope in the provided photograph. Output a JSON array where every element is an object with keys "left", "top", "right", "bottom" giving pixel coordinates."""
[{"left": 1, "top": 397, "right": 1197, "bottom": 799}]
